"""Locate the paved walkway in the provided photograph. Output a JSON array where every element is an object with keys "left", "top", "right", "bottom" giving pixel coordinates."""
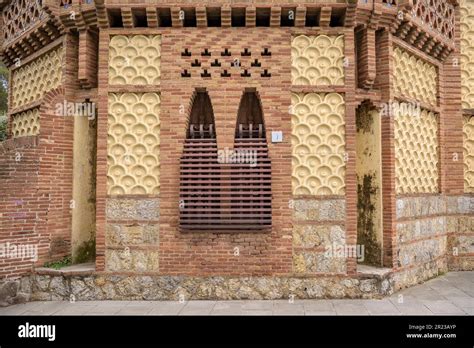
[{"left": 1, "top": 272, "right": 472, "bottom": 315}]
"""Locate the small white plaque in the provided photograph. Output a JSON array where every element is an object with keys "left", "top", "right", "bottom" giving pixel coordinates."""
[{"left": 271, "top": 131, "right": 283, "bottom": 143}]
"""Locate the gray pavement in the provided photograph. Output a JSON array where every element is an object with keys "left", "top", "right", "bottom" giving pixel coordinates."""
[{"left": 0, "top": 271, "right": 472, "bottom": 316}]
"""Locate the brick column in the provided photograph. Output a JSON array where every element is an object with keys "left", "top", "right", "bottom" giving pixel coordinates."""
[
  {"left": 95, "top": 30, "right": 110, "bottom": 272},
  {"left": 375, "top": 29, "right": 397, "bottom": 268},
  {"left": 345, "top": 28, "right": 358, "bottom": 275},
  {"left": 439, "top": 6, "right": 464, "bottom": 195}
]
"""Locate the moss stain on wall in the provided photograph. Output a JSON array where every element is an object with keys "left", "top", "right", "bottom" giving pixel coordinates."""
[
  {"left": 356, "top": 104, "right": 383, "bottom": 267},
  {"left": 357, "top": 174, "right": 382, "bottom": 266}
]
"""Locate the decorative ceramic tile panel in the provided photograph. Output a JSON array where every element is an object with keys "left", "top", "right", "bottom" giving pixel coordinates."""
[
  {"left": 107, "top": 93, "right": 161, "bottom": 195},
  {"left": 463, "top": 115, "right": 474, "bottom": 192},
  {"left": 109, "top": 35, "right": 161, "bottom": 85},
  {"left": 392, "top": 47, "right": 437, "bottom": 107},
  {"left": 11, "top": 108, "right": 40, "bottom": 138},
  {"left": 11, "top": 47, "right": 63, "bottom": 110},
  {"left": 291, "top": 93, "right": 346, "bottom": 195},
  {"left": 394, "top": 109, "right": 439, "bottom": 194},
  {"left": 291, "top": 35, "right": 345, "bottom": 86},
  {"left": 461, "top": 0, "right": 474, "bottom": 109}
]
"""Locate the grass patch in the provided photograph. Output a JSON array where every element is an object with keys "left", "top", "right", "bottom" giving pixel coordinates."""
[{"left": 44, "top": 256, "right": 72, "bottom": 270}]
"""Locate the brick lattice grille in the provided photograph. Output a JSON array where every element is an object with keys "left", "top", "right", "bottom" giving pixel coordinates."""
[
  {"left": 179, "top": 91, "right": 271, "bottom": 230},
  {"left": 2, "top": 0, "right": 48, "bottom": 46},
  {"left": 411, "top": 0, "right": 455, "bottom": 40}
]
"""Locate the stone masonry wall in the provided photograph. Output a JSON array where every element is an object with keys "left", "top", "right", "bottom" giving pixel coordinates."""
[
  {"left": 447, "top": 196, "right": 474, "bottom": 271},
  {"left": 393, "top": 195, "right": 474, "bottom": 290},
  {"left": 28, "top": 271, "right": 394, "bottom": 301},
  {"left": 106, "top": 198, "right": 160, "bottom": 272},
  {"left": 292, "top": 198, "right": 347, "bottom": 275}
]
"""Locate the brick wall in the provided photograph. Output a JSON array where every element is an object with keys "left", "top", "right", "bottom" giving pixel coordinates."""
[
  {"left": 1, "top": 1, "right": 472, "bottom": 284},
  {"left": 0, "top": 87, "right": 75, "bottom": 279},
  {"left": 0, "top": 34, "right": 78, "bottom": 280},
  {"left": 0, "top": 137, "right": 41, "bottom": 278},
  {"left": 99, "top": 28, "right": 294, "bottom": 275}
]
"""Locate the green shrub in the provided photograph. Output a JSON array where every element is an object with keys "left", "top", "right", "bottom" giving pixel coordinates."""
[{"left": 0, "top": 115, "right": 6, "bottom": 142}]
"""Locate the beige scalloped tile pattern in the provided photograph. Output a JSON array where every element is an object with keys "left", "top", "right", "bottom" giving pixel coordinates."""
[
  {"left": 11, "top": 47, "right": 63, "bottom": 110},
  {"left": 463, "top": 115, "right": 474, "bottom": 192},
  {"left": 11, "top": 108, "right": 40, "bottom": 138},
  {"left": 392, "top": 47, "right": 437, "bottom": 107},
  {"left": 107, "top": 93, "right": 161, "bottom": 195},
  {"left": 291, "top": 35, "right": 345, "bottom": 86},
  {"left": 394, "top": 109, "right": 439, "bottom": 194},
  {"left": 291, "top": 93, "right": 346, "bottom": 195},
  {"left": 461, "top": 0, "right": 474, "bottom": 109},
  {"left": 109, "top": 35, "right": 161, "bottom": 85}
]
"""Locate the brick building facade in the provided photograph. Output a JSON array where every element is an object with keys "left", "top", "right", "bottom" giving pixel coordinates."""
[{"left": 0, "top": 0, "right": 473, "bottom": 302}]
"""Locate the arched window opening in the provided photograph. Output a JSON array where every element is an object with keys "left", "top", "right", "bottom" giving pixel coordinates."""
[
  {"left": 188, "top": 91, "right": 216, "bottom": 139},
  {"left": 235, "top": 91, "right": 265, "bottom": 139}
]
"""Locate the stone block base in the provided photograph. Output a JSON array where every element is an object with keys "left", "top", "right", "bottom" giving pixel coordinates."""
[
  {"left": 28, "top": 273, "right": 394, "bottom": 301},
  {"left": 0, "top": 278, "right": 31, "bottom": 307},
  {"left": 1, "top": 259, "right": 468, "bottom": 304}
]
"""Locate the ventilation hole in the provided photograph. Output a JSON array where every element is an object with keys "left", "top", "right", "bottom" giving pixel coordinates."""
[
  {"left": 181, "top": 69, "right": 191, "bottom": 77},
  {"left": 108, "top": 9, "right": 123, "bottom": 28},
  {"left": 207, "top": 7, "right": 221, "bottom": 27},
  {"left": 251, "top": 59, "right": 261, "bottom": 67},
  {"left": 330, "top": 8, "right": 346, "bottom": 27},
  {"left": 191, "top": 59, "right": 201, "bottom": 67},
  {"left": 261, "top": 48, "right": 271, "bottom": 56},
  {"left": 281, "top": 7, "right": 296, "bottom": 26},
  {"left": 221, "top": 70, "right": 231, "bottom": 77},
  {"left": 183, "top": 7, "right": 197, "bottom": 27},
  {"left": 241, "top": 48, "right": 251, "bottom": 56},
  {"left": 201, "top": 69, "right": 211, "bottom": 78},
  {"left": 231, "top": 7, "right": 246, "bottom": 27},
  {"left": 132, "top": 8, "right": 148, "bottom": 27},
  {"left": 181, "top": 48, "right": 191, "bottom": 57},
  {"left": 211, "top": 59, "right": 221, "bottom": 67},
  {"left": 261, "top": 69, "right": 271, "bottom": 77},
  {"left": 256, "top": 7, "right": 271, "bottom": 27},
  {"left": 157, "top": 8, "right": 172, "bottom": 27},
  {"left": 221, "top": 48, "right": 231, "bottom": 56},
  {"left": 305, "top": 7, "right": 320, "bottom": 26},
  {"left": 241, "top": 69, "right": 251, "bottom": 77},
  {"left": 201, "top": 48, "right": 211, "bottom": 56}
]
